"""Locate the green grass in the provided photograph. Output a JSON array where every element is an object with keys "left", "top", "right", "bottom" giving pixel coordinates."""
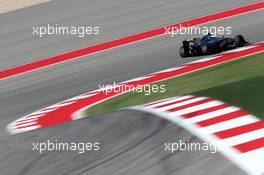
[{"left": 86, "top": 52, "right": 264, "bottom": 119}]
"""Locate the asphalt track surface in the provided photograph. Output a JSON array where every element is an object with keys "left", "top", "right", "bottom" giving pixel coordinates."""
[
  {"left": 0, "top": 110, "right": 245, "bottom": 175},
  {"left": 0, "top": 0, "right": 263, "bottom": 174}
]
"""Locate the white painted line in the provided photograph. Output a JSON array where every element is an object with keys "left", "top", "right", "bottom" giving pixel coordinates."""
[
  {"left": 39, "top": 108, "right": 57, "bottom": 112},
  {"left": 222, "top": 45, "right": 257, "bottom": 54},
  {"left": 169, "top": 101, "right": 222, "bottom": 116},
  {"left": 47, "top": 101, "right": 76, "bottom": 108},
  {"left": 187, "top": 56, "right": 220, "bottom": 64},
  {"left": 12, "top": 125, "right": 41, "bottom": 134},
  {"left": 65, "top": 93, "right": 98, "bottom": 102},
  {"left": 122, "top": 75, "right": 153, "bottom": 83},
  {"left": 238, "top": 147, "right": 264, "bottom": 174},
  {"left": 154, "top": 66, "right": 187, "bottom": 73},
  {"left": 218, "top": 128, "right": 264, "bottom": 147},
  {"left": 15, "top": 118, "right": 37, "bottom": 124},
  {"left": 10, "top": 122, "right": 37, "bottom": 129},
  {"left": 155, "top": 97, "right": 207, "bottom": 111},
  {"left": 147, "top": 95, "right": 193, "bottom": 108},
  {"left": 144, "top": 96, "right": 180, "bottom": 106},
  {"left": 199, "top": 115, "right": 258, "bottom": 134},
  {"left": 186, "top": 106, "right": 239, "bottom": 123},
  {"left": 12, "top": 114, "right": 43, "bottom": 123},
  {"left": 29, "top": 108, "right": 56, "bottom": 115},
  {"left": 24, "top": 114, "right": 44, "bottom": 119}
]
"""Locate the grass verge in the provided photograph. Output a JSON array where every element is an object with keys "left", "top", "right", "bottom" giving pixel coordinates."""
[{"left": 86, "top": 52, "right": 264, "bottom": 119}]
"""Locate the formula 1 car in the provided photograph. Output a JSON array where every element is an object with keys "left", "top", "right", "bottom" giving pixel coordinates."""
[{"left": 179, "top": 33, "right": 249, "bottom": 57}]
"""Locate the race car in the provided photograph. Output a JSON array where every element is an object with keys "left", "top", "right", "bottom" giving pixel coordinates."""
[{"left": 179, "top": 33, "right": 249, "bottom": 57}]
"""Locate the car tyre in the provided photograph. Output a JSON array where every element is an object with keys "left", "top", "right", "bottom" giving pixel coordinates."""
[
  {"left": 179, "top": 46, "right": 187, "bottom": 57},
  {"left": 235, "top": 35, "right": 245, "bottom": 47}
]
